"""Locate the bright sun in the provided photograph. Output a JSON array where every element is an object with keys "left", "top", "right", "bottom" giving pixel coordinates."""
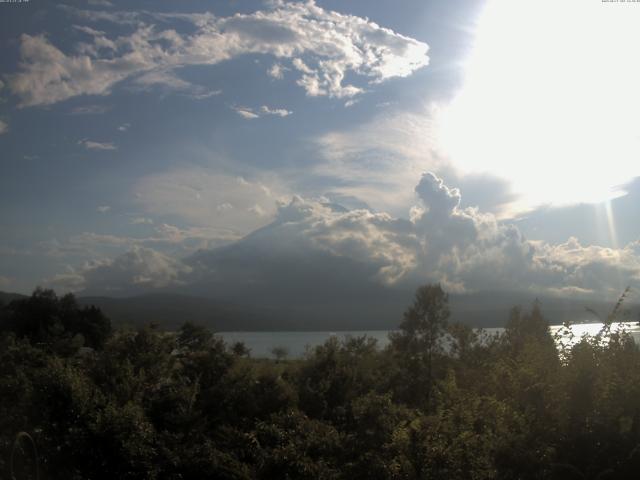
[{"left": 438, "top": 0, "right": 640, "bottom": 211}]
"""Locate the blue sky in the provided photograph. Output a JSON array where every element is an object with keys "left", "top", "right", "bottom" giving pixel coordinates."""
[{"left": 1, "top": 0, "right": 640, "bottom": 302}]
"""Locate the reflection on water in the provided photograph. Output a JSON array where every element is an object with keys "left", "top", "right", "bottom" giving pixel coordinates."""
[
  {"left": 221, "top": 322, "right": 640, "bottom": 358},
  {"left": 548, "top": 321, "right": 640, "bottom": 350}
]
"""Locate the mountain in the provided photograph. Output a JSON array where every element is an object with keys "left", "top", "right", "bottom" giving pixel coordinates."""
[
  {"left": 76, "top": 293, "right": 302, "bottom": 331},
  {"left": 0, "top": 291, "right": 27, "bottom": 305},
  {"left": 62, "top": 194, "right": 640, "bottom": 331},
  {"left": 76, "top": 291, "right": 640, "bottom": 331},
  {"left": 2, "top": 289, "right": 637, "bottom": 332}
]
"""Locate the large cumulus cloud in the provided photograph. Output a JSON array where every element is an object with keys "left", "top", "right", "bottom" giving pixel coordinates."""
[
  {"left": 64, "top": 173, "right": 640, "bottom": 301},
  {"left": 50, "top": 246, "right": 193, "bottom": 295},
  {"left": 5, "top": 1, "right": 429, "bottom": 107}
]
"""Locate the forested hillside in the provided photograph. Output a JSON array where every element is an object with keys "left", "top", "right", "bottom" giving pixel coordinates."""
[{"left": 2, "top": 286, "right": 640, "bottom": 479}]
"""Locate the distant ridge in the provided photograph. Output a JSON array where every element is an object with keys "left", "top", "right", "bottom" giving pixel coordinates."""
[
  {"left": 3, "top": 290, "right": 637, "bottom": 332},
  {"left": 0, "top": 291, "right": 27, "bottom": 305},
  {"left": 76, "top": 293, "right": 302, "bottom": 332}
]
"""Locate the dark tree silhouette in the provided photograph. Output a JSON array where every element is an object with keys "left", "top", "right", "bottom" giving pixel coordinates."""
[
  {"left": 0, "top": 288, "right": 111, "bottom": 350},
  {"left": 390, "top": 283, "right": 450, "bottom": 406}
]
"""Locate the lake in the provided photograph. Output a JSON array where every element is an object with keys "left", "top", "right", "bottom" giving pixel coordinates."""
[{"left": 220, "top": 322, "right": 640, "bottom": 358}]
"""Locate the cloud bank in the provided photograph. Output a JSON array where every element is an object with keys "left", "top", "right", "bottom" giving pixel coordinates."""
[
  {"left": 6, "top": 1, "right": 429, "bottom": 107},
  {"left": 60, "top": 173, "right": 640, "bottom": 301},
  {"left": 51, "top": 246, "right": 193, "bottom": 294}
]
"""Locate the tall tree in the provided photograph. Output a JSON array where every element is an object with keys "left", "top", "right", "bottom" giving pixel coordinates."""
[{"left": 390, "top": 283, "right": 450, "bottom": 406}]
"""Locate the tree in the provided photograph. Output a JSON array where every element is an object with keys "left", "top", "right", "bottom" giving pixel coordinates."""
[
  {"left": 231, "top": 341, "right": 251, "bottom": 357},
  {"left": 504, "top": 300, "right": 554, "bottom": 352},
  {"left": 390, "top": 283, "right": 450, "bottom": 406},
  {"left": 0, "top": 288, "right": 111, "bottom": 351},
  {"left": 271, "top": 346, "right": 289, "bottom": 362},
  {"left": 177, "top": 321, "right": 214, "bottom": 351}
]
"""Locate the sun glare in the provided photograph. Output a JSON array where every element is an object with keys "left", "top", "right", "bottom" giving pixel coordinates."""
[{"left": 438, "top": 0, "right": 640, "bottom": 211}]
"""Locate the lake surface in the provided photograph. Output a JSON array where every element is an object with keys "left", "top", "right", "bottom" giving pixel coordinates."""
[{"left": 220, "top": 322, "right": 640, "bottom": 358}]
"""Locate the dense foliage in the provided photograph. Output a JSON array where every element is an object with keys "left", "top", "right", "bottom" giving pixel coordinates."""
[{"left": 2, "top": 286, "right": 640, "bottom": 479}]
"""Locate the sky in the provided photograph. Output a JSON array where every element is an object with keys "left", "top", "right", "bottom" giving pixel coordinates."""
[{"left": 1, "top": 0, "right": 640, "bottom": 303}]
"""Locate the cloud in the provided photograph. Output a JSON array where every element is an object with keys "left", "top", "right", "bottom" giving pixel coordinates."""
[
  {"left": 133, "top": 71, "right": 193, "bottom": 91},
  {"left": 87, "top": 0, "right": 114, "bottom": 7},
  {"left": 186, "top": 89, "right": 222, "bottom": 100},
  {"left": 44, "top": 223, "right": 240, "bottom": 293},
  {"left": 73, "top": 224, "right": 238, "bottom": 253},
  {"left": 52, "top": 246, "right": 193, "bottom": 294},
  {"left": 233, "top": 105, "right": 292, "bottom": 119},
  {"left": 79, "top": 139, "right": 116, "bottom": 150},
  {"left": 267, "top": 63, "right": 286, "bottom": 79},
  {"left": 8, "top": 33, "right": 132, "bottom": 107},
  {"left": 0, "top": 120, "right": 7, "bottom": 135},
  {"left": 260, "top": 105, "right": 292, "bottom": 117},
  {"left": 52, "top": 223, "right": 239, "bottom": 260},
  {"left": 7, "top": 1, "right": 429, "bottom": 106},
  {"left": 313, "top": 105, "right": 519, "bottom": 217},
  {"left": 118, "top": 123, "right": 131, "bottom": 131},
  {"left": 291, "top": 57, "right": 363, "bottom": 98},
  {"left": 70, "top": 104, "right": 110, "bottom": 115},
  {"left": 313, "top": 107, "right": 444, "bottom": 214},
  {"left": 233, "top": 106, "right": 260, "bottom": 119},
  {"left": 415, "top": 172, "right": 460, "bottom": 217},
  {"left": 127, "top": 68, "right": 222, "bottom": 99},
  {"left": 185, "top": 173, "right": 640, "bottom": 299},
  {"left": 46, "top": 268, "right": 86, "bottom": 292},
  {"left": 49, "top": 173, "right": 640, "bottom": 302},
  {"left": 249, "top": 204, "right": 268, "bottom": 217},
  {"left": 133, "top": 167, "right": 287, "bottom": 234},
  {"left": 97, "top": 205, "right": 111, "bottom": 213}
]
